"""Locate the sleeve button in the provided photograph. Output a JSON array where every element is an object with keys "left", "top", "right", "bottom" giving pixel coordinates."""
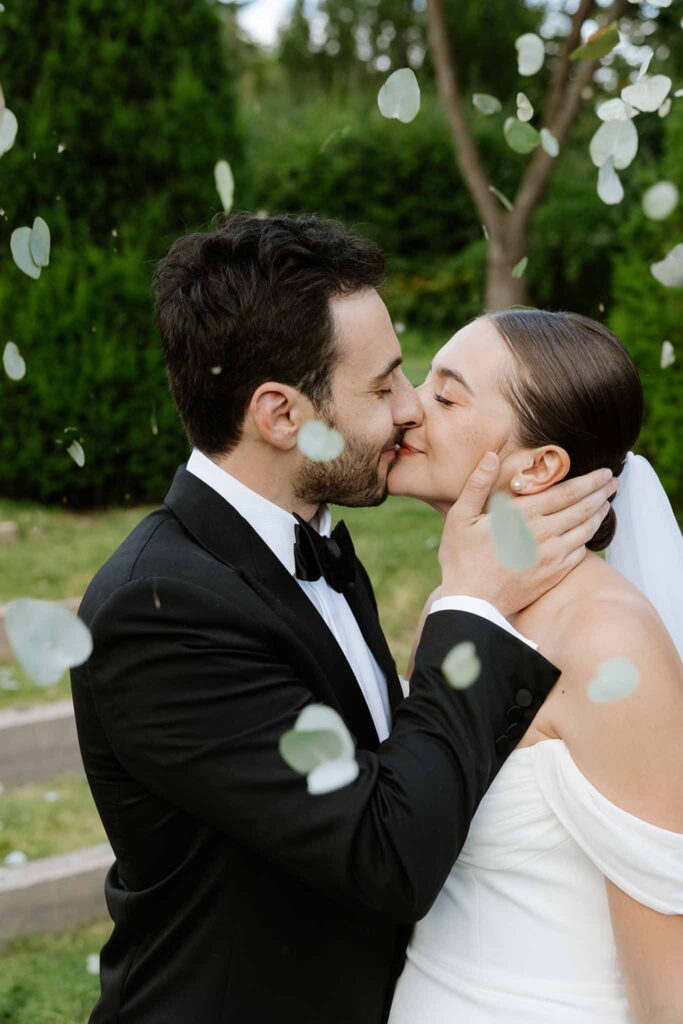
[
  {"left": 505, "top": 722, "right": 524, "bottom": 740},
  {"left": 495, "top": 735, "right": 511, "bottom": 755},
  {"left": 515, "top": 688, "right": 533, "bottom": 708},
  {"left": 506, "top": 706, "right": 524, "bottom": 724}
]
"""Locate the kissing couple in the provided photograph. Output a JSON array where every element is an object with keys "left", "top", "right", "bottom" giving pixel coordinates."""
[{"left": 72, "top": 213, "right": 683, "bottom": 1024}]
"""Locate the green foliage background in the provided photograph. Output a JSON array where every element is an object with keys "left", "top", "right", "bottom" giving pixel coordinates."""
[{"left": 0, "top": 0, "right": 680, "bottom": 510}]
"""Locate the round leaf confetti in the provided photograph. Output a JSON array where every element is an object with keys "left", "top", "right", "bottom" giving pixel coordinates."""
[
  {"left": 589, "top": 118, "right": 638, "bottom": 170},
  {"left": 5, "top": 598, "right": 93, "bottom": 686},
  {"left": 515, "top": 33, "right": 545, "bottom": 77},
  {"left": 472, "top": 93, "right": 501, "bottom": 116},
  {"left": 516, "top": 93, "right": 534, "bottom": 122},
  {"left": 597, "top": 157, "right": 624, "bottom": 206},
  {"left": 651, "top": 244, "right": 683, "bottom": 288},
  {"left": 307, "top": 758, "right": 359, "bottom": 795},
  {"left": 0, "top": 107, "right": 17, "bottom": 156},
  {"left": 279, "top": 703, "right": 358, "bottom": 795},
  {"left": 504, "top": 117, "right": 541, "bottom": 155},
  {"left": 214, "top": 160, "right": 234, "bottom": 213},
  {"left": 642, "top": 181, "right": 678, "bottom": 221},
  {"left": 4, "top": 850, "right": 27, "bottom": 867},
  {"left": 512, "top": 256, "right": 528, "bottom": 279},
  {"left": 10, "top": 226, "right": 41, "bottom": 279},
  {"left": 297, "top": 420, "right": 345, "bottom": 462},
  {"left": 442, "top": 641, "right": 482, "bottom": 689},
  {"left": 489, "top": 185, "right": 514, "bottom": 212},
  {"left": 29, "top": 216, "right": 50, "bottom": 268},
  {"left": 377, "top": 68, "right": 421, "bottom": 124},
  {"left": 570, "top": 22, "right": 619, "bottom": 62},
  {"left": 587, "top": 656, "right": 639, "bottom": 703},
  {"left": 597, "top": 98, "right": 636, "bottom": 122},
  {"left": 67, "top": 440, "right": 85, "bottom": 467},
  {"left": 660, "top": 340, "right": 675, "bottom": 369},
  {"left": 489, "top": 491, "right": 538, "bottom": 572},
  {"left": 540, "top": 128, "right": 559, "bottom": 157},
  {"left": 621, "top": 75, "right": 672, "bottom": 114},
  {"left": 3, "top": 341, "right": 26, "bottom": 381},
  {"left": 86, "top": 953, "right": 100, "bottom": 975}
]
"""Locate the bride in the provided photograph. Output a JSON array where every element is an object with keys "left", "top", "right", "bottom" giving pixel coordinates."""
[{"left": 386, "top": 309, "right": 683, "bottom": 1024}]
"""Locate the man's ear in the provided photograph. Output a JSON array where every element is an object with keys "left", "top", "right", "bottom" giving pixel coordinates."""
[
  {"left": 517, "top": 446, "right": 570, "bottom": 493},
  {"left": 247, "top": 382, "right": 311, "bottom": 452}
]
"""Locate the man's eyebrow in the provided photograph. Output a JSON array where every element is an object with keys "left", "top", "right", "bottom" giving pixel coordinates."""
[
  {"left": 370, "top": 355, "right": 403, "bottom": 386},
  {"left": 429, "top": 362, "right": 475, "bottom": 397}
]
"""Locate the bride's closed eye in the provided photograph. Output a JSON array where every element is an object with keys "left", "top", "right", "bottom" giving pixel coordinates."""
[{"left": 434, "top": 393, "right": 455, "bottom": 407}]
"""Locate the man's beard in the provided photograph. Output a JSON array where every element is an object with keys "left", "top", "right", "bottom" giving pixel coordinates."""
[{"left": 293, "top": 422, "right": 402, "bottom": 508}]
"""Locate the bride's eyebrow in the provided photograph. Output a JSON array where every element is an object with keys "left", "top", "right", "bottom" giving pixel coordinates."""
[{"left": 429, "top": 362, "right": 475, "bottom": 397}]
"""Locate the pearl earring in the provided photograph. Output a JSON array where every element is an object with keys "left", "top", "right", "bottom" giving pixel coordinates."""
[{"left": 511, "top": 479, "right": 523, "bottom": 492}]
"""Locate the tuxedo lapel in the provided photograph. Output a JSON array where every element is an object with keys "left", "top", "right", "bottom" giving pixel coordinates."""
[
  {"left": 163, "top": 465, "right": 381, "bottom": 751},
  {"left": 341, "top": 571, "right": 404, "bottom": 716}
]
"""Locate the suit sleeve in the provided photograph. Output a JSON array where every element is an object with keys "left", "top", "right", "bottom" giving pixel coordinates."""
[{"left": 82, "top": 574, "right": 560, "bottom": 925}]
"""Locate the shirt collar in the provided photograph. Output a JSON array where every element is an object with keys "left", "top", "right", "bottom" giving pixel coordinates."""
[{"left": 185, "top": 448, "right": 331, "bottom": 575}]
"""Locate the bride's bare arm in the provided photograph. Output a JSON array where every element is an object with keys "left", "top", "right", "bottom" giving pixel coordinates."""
[{"left": 550, "top": 602, "right": 683, "bottom": 1024}]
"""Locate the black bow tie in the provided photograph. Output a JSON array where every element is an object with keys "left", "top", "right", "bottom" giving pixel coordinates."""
[{"left": 293, "top": 514, "right": 357, "bottom": 593}]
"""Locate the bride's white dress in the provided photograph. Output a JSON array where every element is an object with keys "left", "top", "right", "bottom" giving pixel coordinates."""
[{"left": 389, "top": 737, "right": 683, "bottom": 1023}]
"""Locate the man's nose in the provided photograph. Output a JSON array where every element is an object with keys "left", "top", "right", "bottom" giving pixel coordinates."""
[{"left": 394, "top": 371, "right": 424, "bottom": 429}]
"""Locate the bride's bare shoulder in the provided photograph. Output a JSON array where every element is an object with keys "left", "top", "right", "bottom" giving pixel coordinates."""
[{"left": 538, "top": 557, "right": 683, "bottom": 828}]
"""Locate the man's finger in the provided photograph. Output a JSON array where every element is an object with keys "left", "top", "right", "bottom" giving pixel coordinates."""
[
  {"left": 452, "top": 451, "right": 500, "bottom": 520},
  {"left": 520, "top": 467, "right": 614, "bottom": 519},
  {"left": 559, "top": 502, "right": 611, "bottom": 558},
  {"left": 545, "top": 483, "right": 616, "bottom": 537}
]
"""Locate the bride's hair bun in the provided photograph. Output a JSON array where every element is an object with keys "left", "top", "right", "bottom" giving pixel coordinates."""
[{"left": 487, "top": 311, "right": 643, "bottom": 553}]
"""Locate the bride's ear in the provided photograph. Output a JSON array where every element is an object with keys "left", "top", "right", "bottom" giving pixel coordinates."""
[{"left": 515, "top": 446, "right": 570, "bottom": 493}]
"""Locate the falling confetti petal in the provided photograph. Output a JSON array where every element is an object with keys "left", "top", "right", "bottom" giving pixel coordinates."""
[
  {"left": 658, "top": 98, "right": 672, "bottom": 119},
  {"left": 3, "top": 341, "right": 25, "bottom": 381},
  {"left": 150, "top": 406, "right": 158, "bottom": 436},
  {"left": 29, "top": 216, "right": 50, "bottom": 268},
  {"left": 516, "top": 93, "right": 534, "bottom": 122},
  {"left": 297, "top": 420, "right": 345, "bottom": 462},
  {"left": 442, "top": 641, "right": 481, "bottom": 689},
  {"left": 597, "top": 157, "right": 624, "bottom": 205},
  {"left": 597, "top": 98, "right": 636, "bottom": 122},
  {"left": 504, "top": 117, "right": 541, "bottom": 154},
  {"left": 377, "top": 68, "right": 421, "bottom": 123},
  {"left": 512, "top": 256, "right": 528, "bottom": 278},
  {"left": 489, "top": 186, "right": 514, "bottom": 212},
  {"left": 660, "top": 340, "right": 675, "bottom": 368},
  {"left": 490, "top": 492, "right": 538, "bottom": 572},
  {"left": 67, "top": 440, "right": 85, "bottom": 467},
  {"left": 540, "top": 128, "right": 559, "bottom": 157},
  {"left": 515, "top": 33, "right": 545, "bottom": 77},
  {"left": 43, "top": 791, "right": 59, "bottom": 803},
  {"left": 570, "top": 22, "right": 619, "bottom": 62},
  {"left": 86, "top": 954, "right": 100, "bottom": 975},
  {"left": 650, "top": 244, "right": 683, "bottom": 288},
  {"left": 642, "top": 181, "right": 678, "bottom": 220},
  {"left": 637, "top": 49, "right": 653, "bottom": 81},
  {"left": 4, "top": 850, "right": 27, "bottom": 867},
  {"left": 0, "top": 107, "right": 17, "bottom": 156},
  {"left": 587, "top": 656, "right": 639, "bottom": 703},
  {"left": 621, "top": 75, "right": 672, "bottom": 114},
  {"left": 5, "top": 598, "right": 93, "bottom": 686},
  {"left": 10, "top": 227, "right": 41, "bottom": 279},
  {"left": 472, "top": 93, "right": 502, "bottom": 116},
  {"left": 279, "top": 704, "right": 358, "bottom": 795},
  {"left": 589, "top": 118, "right": 638, "bottom": 170},
  {"left": 214, "top": 160, "right": 234, "bottom": 213}
]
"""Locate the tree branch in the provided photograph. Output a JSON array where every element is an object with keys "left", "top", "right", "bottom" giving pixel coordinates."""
[
  {"left": 426, "top": 0, "right": 503, "bottom": 235},
  {"left": 512, "top": 0, "right": 630, "bottom": 230}
]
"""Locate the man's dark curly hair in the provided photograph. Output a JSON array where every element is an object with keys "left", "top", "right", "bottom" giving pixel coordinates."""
[{"left": 152, "top": 212, "right": 386, "bottom": 455}]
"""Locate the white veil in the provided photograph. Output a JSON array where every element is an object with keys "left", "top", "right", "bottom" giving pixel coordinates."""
[{"left": 605, "top": 452, "right": 683, "bottom": 659}]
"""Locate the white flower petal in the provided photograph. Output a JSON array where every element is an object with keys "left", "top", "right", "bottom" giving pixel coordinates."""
[
  {"left": 29, "top": 216, "right": 50, "bottom": 268},
  {"left": 650, "top": 244, "right": 683, "bottom": 288},
  {"left": 67, "top": 440, "right": 85, "bottom": 467},
  {"left": 86, "top": 953, "right": 100, "bottom": 975},
  {"left": 307, "top": 757, "right": 359, "bottom": 795},
  {"left": 297, "top": 420, "right": 345, "bottom": 462},
  {"left": 515, "top": 33, "right": 545, "bottom": 77},
  {"left": 4, "top": 598, "right": 93, "bottom": 687},
  {"left": 587, "top": 656, "right": 639, "bottom": 703},
  {"left": 642, "top": 181, "right": 678, "bottom": 220},
  {"left": 0, "top": 107, "right": 17, "bottom": 156},
  {"left": 3, "top": 341, "right": 26, "bottom": 381},
  {"left": 516, "top": 92, "right": 534, "bottom": 122},
  {"left": 214, "top": 160, "right": 234, "bottom": 213},
  {"left": 377, "top": 68, "right": 421, "bottom": 123},
  {"left": 490, "top": 492, "right": 538, "bottom": 572},
  {"left": 589, "top": 118, "right": 638, "bottom": 169},
  {"left": 472, "top": 94, "right": 501, "bottom": 116},
  {"left": 10, "top": 226, "right": 41, "bottom": 279},
  {"left": 442, "top": 641, "right": 481, "bottom": 689},
  {"left": 658, "top": 98, "right": 672, "bottom": 118},
  {"left": 597, "top": 157, "right": 624, "bottom": 205},
  {"left": 660, "top": 340, "right": 675, "bottom": 369},
  {"left": 540, "top": 128, "right": 559, "bottom": 157},
  {"left": 622, "top": 75, "right": 672, "bottom": 113},
  {"left": 596, "top": 98, "right": 636, "bottom": 122}
]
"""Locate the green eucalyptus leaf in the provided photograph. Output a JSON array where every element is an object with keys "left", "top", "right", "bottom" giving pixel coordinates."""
[{"left": 570, "top": 23, "right": 619, "bottom": 62}]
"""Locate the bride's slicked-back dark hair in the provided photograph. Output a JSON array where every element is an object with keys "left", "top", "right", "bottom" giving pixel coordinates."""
[
  {"left": 487, "top": 309, "right": 644, "bottom": 552},
  {"left": 152, "top": 212, "right": 386, "bottom": 456}
]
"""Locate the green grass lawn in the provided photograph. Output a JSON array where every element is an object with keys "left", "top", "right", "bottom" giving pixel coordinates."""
[{"left": 0, "top": 774, "right": 106, "bottom": 863}]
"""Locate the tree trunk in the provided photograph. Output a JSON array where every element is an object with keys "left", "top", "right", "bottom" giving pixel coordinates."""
[{"left": 484, "top": 235, "right": 529, "bottom": 311}]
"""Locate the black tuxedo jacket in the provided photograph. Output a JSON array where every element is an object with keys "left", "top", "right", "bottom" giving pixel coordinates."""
[{"left": 70, "top": 464, "right": 560, "bottom": 1024}]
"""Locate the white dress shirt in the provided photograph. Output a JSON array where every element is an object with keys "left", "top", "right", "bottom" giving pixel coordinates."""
[{"left": 186, "top": 449, "right": 536, "bottom": 740}]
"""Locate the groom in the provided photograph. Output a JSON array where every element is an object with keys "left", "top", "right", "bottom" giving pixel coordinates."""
[{"left": 71, "top": 213, "right": 616, "bottom": 1024}]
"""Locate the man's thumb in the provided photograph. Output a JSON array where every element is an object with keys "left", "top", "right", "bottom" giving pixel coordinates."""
[{"left": 454, "top": 452, "right": 499, "bottom": 519}]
